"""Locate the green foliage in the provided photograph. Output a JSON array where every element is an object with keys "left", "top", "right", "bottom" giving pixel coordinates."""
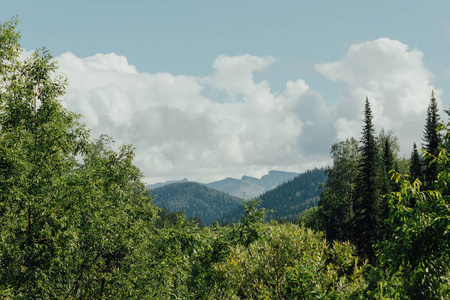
[
  {"left": 298, "top": 206, "right": 321, "bottom": 231},
  {"left": 422, "top": 91, "right": 442, "bottom": 189},
  {"left": 235, "top": 198, "right": 268, "bottom": 247},
  {"left": 220, "top": 168, "right": 326, "bottom": 224},
  {"left": 0, "top": 19, "right": 157, "bottom": 298},
  {"left": 139, "top": 199, "right": 368, "bottom": 299},
  {"left": 409, "top": 142, "right": 423, "bottom": 183},
  {"left": 376, "top": 122, "right": 450, "bottom": 299},
  {"left": 0, "top": 17, "right": 21, "bottom": 76},
  {"left": 4, "top": 18, "right": 449, "bottom": 299},
  {"left": 352, "top": 97, "right": 382, "bottom": 262},
  {"left": 138, "top": 198, "right": 268, "bottom": 299},
  {"left": 261, "top": 168, "right": 326, "bottom": 221},
  {"left": 152, "top": 181, "right": 242, "bottom": 225},
  {"left": 213, "top": 223, "right": 367, "bottom": 299},
  {"left": 155, "top": 205, "right": 204, "bottom": 228},
  {"left": 319, "top": 138, "right": 359, "bottom": 241},
  {"left": 377, "top": 175, "right": 450, "bottom": 298}
]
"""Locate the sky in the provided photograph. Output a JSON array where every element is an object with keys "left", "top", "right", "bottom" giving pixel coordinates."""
[{"left": 2, "top": 0, "right": 450, "bottom": 183}]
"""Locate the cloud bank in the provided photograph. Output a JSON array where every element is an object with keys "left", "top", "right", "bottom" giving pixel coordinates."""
[
  {"left": 315, "top": 38, "right": 441, "bottom": 145},
  {"left": 56, "top": 38, "right": 440, "bottom": 183}
]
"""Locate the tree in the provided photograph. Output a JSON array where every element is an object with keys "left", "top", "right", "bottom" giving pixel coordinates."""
[
  {"left": 378, "top": 124, "right": 450, "bottom": 298},
  {"left": 377, "top": 129, "right": 402, "bottom": 194},
  {"left": 213, "top": 223, "right": 368, "bottom": 299},
  {"left": 0, "top": 18, "right": 156, "bottom": 298},
  {"left": 318, "top": 138, "right": 359, "bottom": 242},
  {"left": 351, "top": 97, "right": 381, "bottom": 262},
  {"left": 422, "top": 90, "right": 442, "bottom": 189},
  {"left": 0, "top": 19, "right": 86, "bottom": 296},
  {"left": 379, "top": 138, "right": 394, "bottom": 195},
  {"left": 409, "top": 142, "right": 423, "bottom": 185}
]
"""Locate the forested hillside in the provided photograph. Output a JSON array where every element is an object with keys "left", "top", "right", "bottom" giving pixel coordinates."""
[
  {"left": 151, "top": 182, "right": 242, "bottom": 225},
  {"left": 262, "top": 168, "right": 326, "bottom": 220},
  {"left": 219, "top": 168, "right": 326, "bottom": 223}
]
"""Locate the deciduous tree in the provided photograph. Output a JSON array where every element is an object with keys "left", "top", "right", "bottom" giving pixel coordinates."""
[{"left": 0, "top": 18, "right": 156, "bottom": 298}]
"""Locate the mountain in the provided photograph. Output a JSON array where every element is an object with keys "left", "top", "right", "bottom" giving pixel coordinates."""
[
  {"left": 205, "top": 177, "right": 265, "bottom": 199},
  {"left": 147, "top": 178, "right": 189, "bottom": 190},
  {"left": 219, "top": 168, "right": 326, "bottom": 224},
  {"left": 147, "top": 170, "right": 300, "bottom": 199},
  {"left": 206, "top": 170, "right": 300, "bottom": 198},
  {"left": 150, "top": 182, "right": 243, "bottom": 225}
]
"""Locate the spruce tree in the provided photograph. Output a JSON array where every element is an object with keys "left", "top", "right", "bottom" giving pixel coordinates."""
[
  {"left": 422, "top": 91, "right": 442, "bottom": 189},
  {"left": 378, "top": 138, "right": 394, "bottom": 241},
  {"left": 352, "top": 97, "right": 380, "bottom": 262},
  {"left": 409, "top": 142, "right": 422, "bottom": 183},
  {"left": 380, "top": 138, "right": 394, "bottom": 194}
]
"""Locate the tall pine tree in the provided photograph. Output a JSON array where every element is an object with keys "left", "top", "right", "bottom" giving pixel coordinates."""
[
  {"left": 422, "top": 90, "right": 442, "bottom": 189},
  {"left": 352, "top": 97, "right": 381, "bottom": 262}
]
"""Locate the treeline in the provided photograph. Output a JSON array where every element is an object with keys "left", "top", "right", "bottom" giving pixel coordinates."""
[{"left": 303, "top": 95, "right": 450, "bottom": 298}]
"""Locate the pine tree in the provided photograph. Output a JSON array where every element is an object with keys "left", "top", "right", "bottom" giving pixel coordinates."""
[
  {"left": 380, "top": 138, "right": 394, "bottom": 194},
  {"left": 378, "top": 138, "right": 394, "bottom": 240},
  {"left": 352, "top": 97, "right": 380, "bottom": 262},
  {"left": 409, "top": 143, "right": 422, "bottom": 183},
  {"left": 422, "top": 91, "right": 442, "bottom": 189}
]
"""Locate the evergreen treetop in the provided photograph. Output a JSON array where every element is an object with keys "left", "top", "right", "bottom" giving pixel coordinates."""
[
  {"left": 409, "top": 142, "right": 423, "bottom": 183},
  {"left": 422, "top": 90, "right": 442, "bottom": 188},
  {"left": 352, "top": 97, "right": 381, "bottom": 262}
]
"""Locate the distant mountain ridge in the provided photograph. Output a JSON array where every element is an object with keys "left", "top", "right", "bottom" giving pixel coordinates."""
[
  {"left": 147, "top": 170, "right": 300, "bottom": 199},
  {"left": 219, "top": 168, "right": 327, "bottom": 224},
  {"left": 147, "top": 178, "right": 189, "bottom": 190},
  {"left": 150, "top": 182, "right": 243, "bottom": 225},
  {"left": 207, "top": 170, "right": 300, "bottom": 198}
]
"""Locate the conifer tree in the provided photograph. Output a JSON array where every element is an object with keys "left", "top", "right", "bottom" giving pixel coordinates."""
[
  {"left": 380, "top": 138, "right": 394, "bottom": 195},
  {"left": 409, "top": 142, "right": 422, "bottom": 183},
  {"left": 422, "top": 91, "right": 442, "bottom": 189},
  {"left": 352, "top": 97, "right": 380, "bottom": 262}
]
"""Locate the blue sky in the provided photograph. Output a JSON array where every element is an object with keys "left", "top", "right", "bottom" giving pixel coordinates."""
[{"left": 2, "top": 1, "right": 450, "bottom": 183}]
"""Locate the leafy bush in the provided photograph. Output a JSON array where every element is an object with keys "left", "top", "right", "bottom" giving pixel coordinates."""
[{"left": 213, "top": 223, "right": 367, "bottom": 299}]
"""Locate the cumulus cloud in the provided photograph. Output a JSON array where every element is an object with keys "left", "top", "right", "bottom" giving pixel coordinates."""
[
  {"left": 55, "top": 38, "right": 440, "bottom": 183},
  {"left": 315, "top": 38, "right": 441, "bottom": 152},
  {"left": 57, "top": 52, "right": 333, "bottom": 183}
]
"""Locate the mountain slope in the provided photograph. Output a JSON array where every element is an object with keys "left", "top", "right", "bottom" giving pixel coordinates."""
[
  {"left": 206, "top": 177, "right": 265, "bottom": 199},
  {"left": 151, "top": 182, "right": 243, "bottom": 225},
  {"left": 261, "top": 168, "right": 326, "bottom": 220},
  {"left": 219, "top": 168, "right": 326, "bottom": 223},
  {"left": 206, "top": 170, "right": 299, "bottom": 198},
  {"left": 147, "top": 178, "right": 189, "bottom": 190}
]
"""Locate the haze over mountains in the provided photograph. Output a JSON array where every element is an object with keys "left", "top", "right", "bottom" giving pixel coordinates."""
[
  {"left": 149, "top": 169, "right": 326, "bottom": 225},
  {"left": 151, "top": 182, "right": 243, "bottom": 225},
  {"left": 147, "top": 170, "right": 299, "bottom": 199}
]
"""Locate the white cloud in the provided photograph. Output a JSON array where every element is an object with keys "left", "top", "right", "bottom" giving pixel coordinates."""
[
  {"left": 57, "top": 52, "right": 333, "bottom": 183},
  {"left": 55, "top": 38, "right": 440, "bottom": 183},
  {"left": 315, "top": 38, "right": 441, "bottom": 152}
]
